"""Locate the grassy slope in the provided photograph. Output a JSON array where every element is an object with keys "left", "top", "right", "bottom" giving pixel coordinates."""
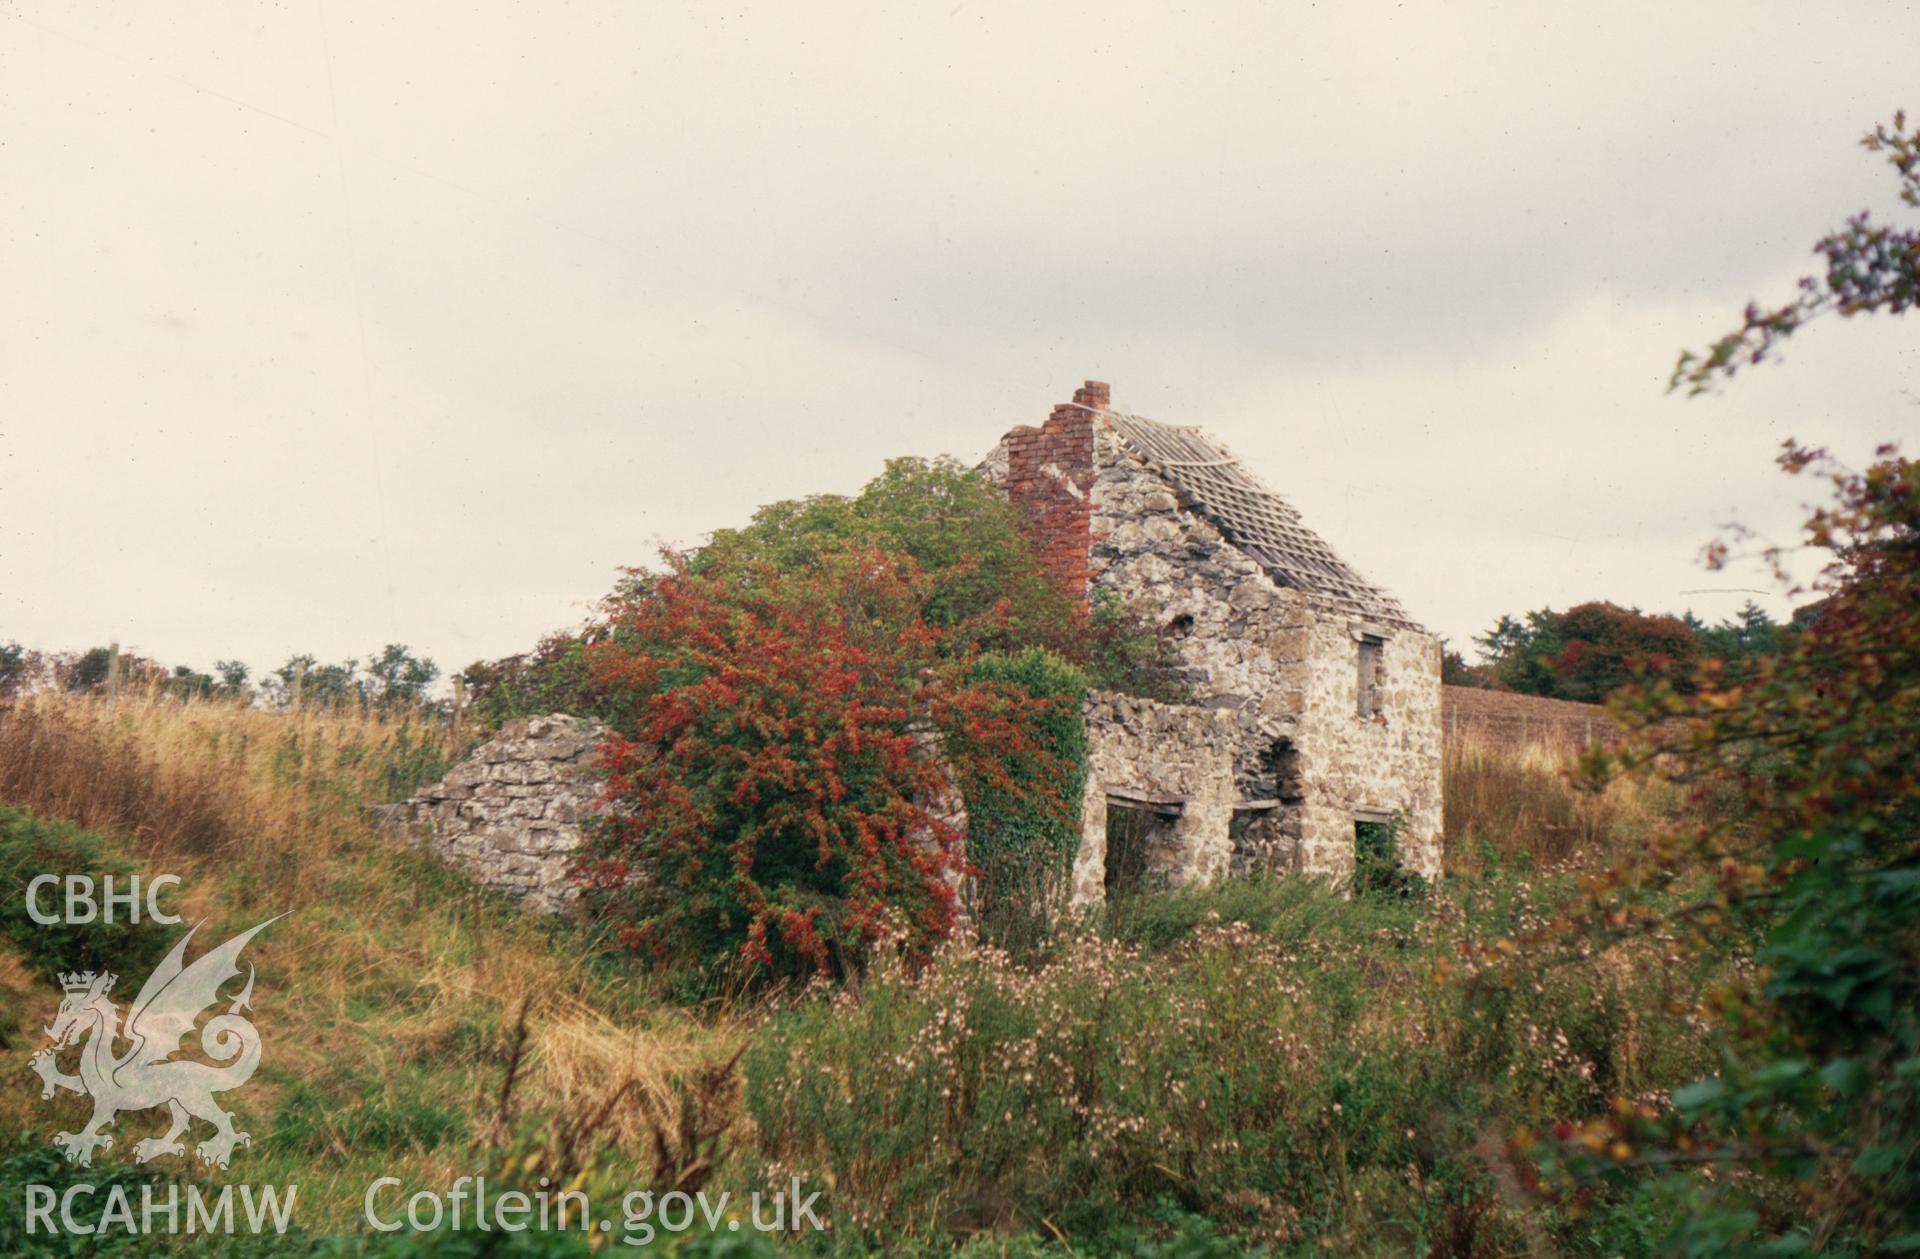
[
  {"left": 0, "top": 693, "right": 742, "bottom": 1242},
  {"left": 0, "top": 692, "right": 1712, "bottom": 1257}
]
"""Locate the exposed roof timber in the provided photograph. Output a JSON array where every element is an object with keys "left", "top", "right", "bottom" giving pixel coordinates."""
[{"left": 1104, "top": 412, "right": 1424, "bottom": 632}]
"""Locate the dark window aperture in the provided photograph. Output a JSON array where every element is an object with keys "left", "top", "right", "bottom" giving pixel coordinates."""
[
  {"left": 1357, "top": 635, "right": 1384, "bottom": 716},
  {"left": 1104, "top": 802, "right": 1167, "bottom": 898}
]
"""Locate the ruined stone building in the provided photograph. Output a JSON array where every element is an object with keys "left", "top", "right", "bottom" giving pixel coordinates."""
[
  {"left": 982, "top": 381, "right": 1444, "bottom": 902},
  {"left": 382, "top": 381, "right": 1443, "bottom": 914}
]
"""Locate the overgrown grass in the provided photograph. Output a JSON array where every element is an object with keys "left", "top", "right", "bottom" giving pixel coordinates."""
[
  {"left": 1441, "top": 730, "right": 1685, "bottom": 876},
  {"left": 0, "top": 691, "right": 747, "bottom": 1240},
  {"left": 0, "top": 692, "right": 1713, "bottom": 1255},
  {"left": 744, "top": 872, "right": 1718, "bottom": 1255}
]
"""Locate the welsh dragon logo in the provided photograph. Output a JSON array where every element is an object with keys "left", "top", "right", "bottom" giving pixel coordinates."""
[{"left": 29, "top": 917, "right": 279, "bottom": 1169}]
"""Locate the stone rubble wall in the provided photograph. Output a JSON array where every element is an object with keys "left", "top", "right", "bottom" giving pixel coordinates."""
[
  {"left": 1086, "top": 423, "right": 1444, "bottom": 881},
  {"left": 1087, "top": 423, "right": 1315, "bottom": 737},
  {"left": 373, "top": 713, "right": 609, "bottom": 914},
  {"left": 1072, "top": 691, "right": 1239, "bottom": 904},
  {"left": 990, "top": 407, "right": 1447, "bottom": 889},
  {"left": 1083, "top": 424, "right": 1444, "bottom": 882}
]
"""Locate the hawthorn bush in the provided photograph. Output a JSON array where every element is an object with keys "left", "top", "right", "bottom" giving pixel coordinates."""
[
  {"left": 462, "top": 456, "right": 1183, "bottom": 732},
  {"left": 575, "top": 547, "right": 1079, "bottom": 990}
]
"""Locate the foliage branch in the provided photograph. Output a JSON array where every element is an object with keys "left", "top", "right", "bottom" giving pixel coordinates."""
[{"left": 1500, "top": 112, "right": 1920, "bottom": 1253}]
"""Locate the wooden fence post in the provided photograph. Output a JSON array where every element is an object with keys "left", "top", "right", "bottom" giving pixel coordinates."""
[
  {"left": 107, "top": 641, "right": 121, "bottom": 701},
  {"left": 450, "top": 675, "right": 466, "bottom": 758}
]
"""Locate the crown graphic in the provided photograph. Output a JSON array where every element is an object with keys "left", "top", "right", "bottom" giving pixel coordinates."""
[{"left": 58, "top": 971, "right": 110, "bottom": 993}]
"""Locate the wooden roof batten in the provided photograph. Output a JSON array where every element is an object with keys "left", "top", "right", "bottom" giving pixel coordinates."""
[{"left": 1102, "top": 411, "right": 1423, "bottom": 632}]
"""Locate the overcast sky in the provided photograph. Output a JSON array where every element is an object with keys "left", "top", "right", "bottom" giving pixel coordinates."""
[{"left": 4, "top": 2, "right": 1917, "bottom": 683}]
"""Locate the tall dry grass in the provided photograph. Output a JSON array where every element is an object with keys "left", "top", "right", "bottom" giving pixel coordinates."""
[
  {"left": 0, "top": 687, "right": 441, "bottom": 880},
  {"left": 1442, "top": 729, "right": 1682, "bottom": 875},
  {"left": 0, "top": 689, "right": 747, "bottom": 1226}
]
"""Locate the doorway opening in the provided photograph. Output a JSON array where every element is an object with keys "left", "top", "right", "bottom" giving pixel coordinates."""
[{"left": 1104, "top": 800, "right": 1175, "bottom": 899}]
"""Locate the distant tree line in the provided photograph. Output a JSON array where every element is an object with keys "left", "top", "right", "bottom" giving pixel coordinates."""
[
  {"left": 1444, "top": 598, "right": 1807, "bottom": 703},
  {"left": 0, "top": 639, "right": 441, "bottom": 712}
]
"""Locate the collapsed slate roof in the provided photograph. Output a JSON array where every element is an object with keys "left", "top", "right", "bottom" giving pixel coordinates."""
[{"left": 1104, "top": 410, "right": 1423, "bottom": 632}]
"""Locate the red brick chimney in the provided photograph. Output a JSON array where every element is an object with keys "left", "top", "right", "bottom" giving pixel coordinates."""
[{"left": 1004, "top": 381, "right": 1109, "bottom": 611}]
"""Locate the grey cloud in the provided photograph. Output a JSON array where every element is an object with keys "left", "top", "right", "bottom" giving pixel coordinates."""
[{"left": 3, "top": 0, "right": 1917, "bottom": 676}]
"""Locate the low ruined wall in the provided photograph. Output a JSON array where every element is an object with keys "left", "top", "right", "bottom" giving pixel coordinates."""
[
  {"left": 1073, "top": 691, "right": 1239, "bottom": 905},
  {"left": 375, "top": 713, "right": 608, "bottom": 914}
]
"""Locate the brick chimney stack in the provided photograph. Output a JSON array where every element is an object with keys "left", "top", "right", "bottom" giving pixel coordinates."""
[{"left": 1003, "top": 380, "right": 1110, "bottom": 612}]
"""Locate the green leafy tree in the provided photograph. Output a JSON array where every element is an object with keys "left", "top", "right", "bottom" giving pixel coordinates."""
[
  {"left": 698, "top": 455, "right": 1173, "bottom": 690},
  {"left": 65, "top": 647, "right": 113, "bottom": 693},
  {"left": 164, "top": 664, "right": 214, "bottom": 700},
  {"left": 1694, "top": 601, "right": 1786, "bottom": 683},
  {"left": 269, "top": 654, "right": 356, "bottom": 708},
  {"left": 1512, "top": 114, "right": 1920, "bottom": 1254},
  {"left": 1474, "top": 608, "right": 1565, "bottom": 695},
  {"left": 0, "top": 641, "right": 25, "bottom": 697},
  {"left": 468, "top": 455, "right": 1183, "bottom": 730},
  {"left": 462, "top": 631, "right": 612, "bottom": 730},
  {"left": 1473, "top": 603, "right": 1697, "bottom": 701},
  {"left": 213, "top": 659, "right": 253, "bottom": 702},
  {"left": 1546, "top": 602, "right": 1699, "bottom": 704},
  {"left": 363, "top": 643, "right": 439, "bottom": 708},
  {"left": 1440, "top": 641, "right": 1483, "bottom": 686}
]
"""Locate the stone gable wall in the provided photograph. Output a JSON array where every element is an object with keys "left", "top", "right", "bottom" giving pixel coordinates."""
[
  {"left": 374, "top": 713, "right": 608, "bottom": 913},
  {"left": 988, "top": 392, "right": 1445, "bottom": 888},
  {"left": 1085, "top": 426, "right": 1444, "bottom": 881}
]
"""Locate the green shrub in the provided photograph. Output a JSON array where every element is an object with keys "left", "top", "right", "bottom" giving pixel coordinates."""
[
  {"left": 1352, "top": 815, "right": 1426, "bottom": 900},
  {"left": 958, "top": 648, "right": 1087, "bottom": 952},
  {"left": 0, "top": 804, "right": 177, "bottom": 983}
]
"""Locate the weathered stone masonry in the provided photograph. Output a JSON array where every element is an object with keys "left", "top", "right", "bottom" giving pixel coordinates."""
[
  {"left": 374, "top": 714, "right": 608, "bottom": 914},
  {"left": 380, "top": 382, "right": 1444, "bottom": 917},
  {"left": 989, "top": 382, "right": 1445, "bottom": 898},
  {"left": 1074, "top": 691, "right": 1239, "bottom": 904}
]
